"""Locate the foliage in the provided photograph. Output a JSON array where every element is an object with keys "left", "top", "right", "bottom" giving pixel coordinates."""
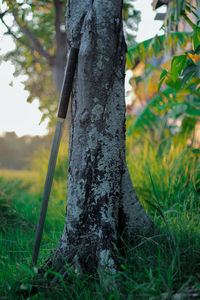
[
  {"left": 164, "top": 0, "right": 199, "bottom": 31},
  {"left": 158, "top": 33, "right": 200, "bottom": 104},
  {"left": 127, "top": 0, "right": 200, "bottom": 149},
  {"left": 127, "top": 31, "right": 191, "bottom": 68},
  {"left": 157, "top": 3, "right": 200, "bottom": 118}
]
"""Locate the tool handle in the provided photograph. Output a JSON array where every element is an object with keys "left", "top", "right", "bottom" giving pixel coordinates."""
[
  {"left": 32, "top": 119, "right": 64, "bottom": 265},
  {"left": 57, "top": 47, "right": 79, "bottom": 119},
  {"left": 32, "top": 47, "right": 79, "bottom": 265}
]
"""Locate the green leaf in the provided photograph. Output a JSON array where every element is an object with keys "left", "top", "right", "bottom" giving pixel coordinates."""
[
  {"left": 128, "top": 32, "right": 191, "bottom": 63},
  {"left": 166, "top": 78, "right": 182, "bottom": 90},
  {"left": 194, "top": 45, "right": 200, "bottom": 54},
  {"left": 127, "top": 123, "right": 134, "bottom": 136},
  {"left": 185, "top": 107, "right": 200, "bottom": 116},
  {"left": 181, "top": 63, "right": 197, "bottom": 86},
  {"left": 191, "top": 148, "right": 200, "bottom": 154},
  {"left": 45, "top": 270, "right": 64, "bottom": 280},
  {"left": 171, "top": 55, "right": 187, "bottom": 80},
  {"left": 158, "top": 69, "right": 168, "bottom": 91},
  {"left": 192, "top": 25, "right": 200, "bottom": 51},
  {"left": 19, "top": 265, "right": 35, "bottom": 276},
  {"left": 181, "top": 116, "right": 197, "bottom": 134},
  {"left": 185, "top": 96, "right": 200, "bottom": 108},
  {"left": 126, "top": 53, "right": 133, "bottom": 69},
  {"left": 21, "top": 10, "right": 26, "bottom": 22},
  {"left": 121, "top": 264, "right": 127, "bottom": 270}
]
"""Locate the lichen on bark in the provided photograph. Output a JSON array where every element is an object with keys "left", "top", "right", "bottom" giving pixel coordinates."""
[{"left": 45, "top": 0, "right": 154, "bottom": 276}]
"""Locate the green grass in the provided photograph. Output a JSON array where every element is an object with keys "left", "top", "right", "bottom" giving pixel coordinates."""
[
  {"left": 0, "top": 175, "right": 64, "bottom": 299},
  {"left": 0, "top": 135, "right": 200, "bottom": 299}
]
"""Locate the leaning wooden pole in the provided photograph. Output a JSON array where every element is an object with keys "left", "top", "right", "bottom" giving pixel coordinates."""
[{"left": 32, "top": 47, "right": 79, "bottom": 265}]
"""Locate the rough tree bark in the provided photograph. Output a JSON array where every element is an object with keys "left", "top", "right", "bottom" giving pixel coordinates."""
[{"left": 46, "top": 0, "right": 154, "bottom": 275}]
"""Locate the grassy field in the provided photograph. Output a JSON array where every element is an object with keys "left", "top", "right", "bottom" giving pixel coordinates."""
[{"left": 0, "top": 138, "right": 200, "bottom": 299}]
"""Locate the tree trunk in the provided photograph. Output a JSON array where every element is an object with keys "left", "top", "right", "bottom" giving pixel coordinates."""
[
  {"left": 46, "top": 0, "right": 154, "bottom": 276},
  {"left": 51, "top": 54, "right": 66, "bottom": 93}
]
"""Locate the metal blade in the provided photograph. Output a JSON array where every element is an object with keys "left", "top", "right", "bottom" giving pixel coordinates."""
[{"left": 32, "top": 118, "right": 65, "bottom": 265}]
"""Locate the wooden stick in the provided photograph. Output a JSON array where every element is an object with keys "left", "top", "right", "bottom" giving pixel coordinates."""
[{"left": 32, "top": 47, "right": 79, "bottom": 265}]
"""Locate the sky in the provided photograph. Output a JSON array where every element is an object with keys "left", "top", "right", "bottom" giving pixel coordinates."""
[{"left": 0, "top": 0, "right": 164, "bottom": 137}]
